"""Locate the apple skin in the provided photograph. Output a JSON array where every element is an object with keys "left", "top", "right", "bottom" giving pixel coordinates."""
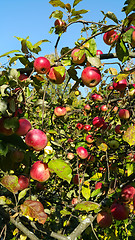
[
  {"left": 15, "top": 118, "right": 31, "bottom": 136},
  {"left": 76, "top": 123, "right": 84, "bottom": 130},
  {"left": 81, "top": 67, "right": 101, "bottom": 88},
  {"left": 91, "top": 93, "right": 103, "bottom": 101},
  {"left": 54, "top": 19, "right": 66, "bottom": 27},
  {"left": 71, "top": 48, "right": 85, "bottom": 65},
  {"left": 84, "top": 104, "right": 91, "bottom": 111},
  {"left": 113, "top": 106, "right": 118, "bottom": 112},
  {"left": 86, "top": 134, "right": 94, "bottom": 144},
  {"left": 108, "top": 85, "right": 113, "bottom": 90},
  {"left": 119, "top": 109, "right": 130, "bottom": 120},
  {"left": 97, "top": 211, "right": 112, "bottom": 228},
  {"left": 115, "top": 124, "right": 122, "bottom": 134},
  {"left": 54, "top": 106, "right": 67, "bottom": 117},
  {"left": 47, "top": 67, "right": 65, "bottom": 84},
  {"left": 96, "top": 50, "right": 103, "bottom": 55},
  {"left": 100, "top": 105, "right": 108, "bottom": 112},
  {"left": 109, "top": 140, "right": 119, "bottom": 150},
  {"left": 67, "top": 152, "right": 74, "bottom": 160},
  {"left": 18, "top": 175, "right": 29, "bottom": 190},
  {"left": 92, "top": 116, "right": 105, "bottom": 128},
  {"left": 76, "top": 146, "right": 88, "bottom": 159},
  {"left": 131, "top": 31, "right": 135, "bottom": 47},
  {"left": 11, "top": 150, "right": 24, "bottom": 163},
  {"left": 95, "top": 182, "right": 102, "bottom": 190},
  {"left": 84, "top": 124, "right": 91, "bottom": 131},
  {"left": 34, "top": 57, "right": 50, "bottom": 74},
  {"left": 113, "top": 79, "right": 127, "bottom": 91},
  {"left": 30, "top": 161, "right": 50, "bottom": 182},
  {"left": 121, "top": 185, "right": 135, "bottom": 202},
  {"left": 0, "top": 118, "right": 14, "bottom": 136},
  {"left": 25, "top": 129, "right": 48, "bottom": 151},
  {"left": 71, "top": 198, "right": 78, "bottom": 205},
  {"left": 110, "top": 202, "right": 129, "bottom": 220},
  {"left": 19, "top": 74, "right": 28, "bottom": 82},
  {"left": 103, "top": 30, "right": 119, "bottom": 45}
]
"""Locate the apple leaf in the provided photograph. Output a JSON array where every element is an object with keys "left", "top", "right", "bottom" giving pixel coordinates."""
[
  {"left": 65, "top": 3, "right": 71, "bottom": 12},
  {"left": 0, "top": 140, "right": 8, "bottom": 156},
  {"left": 123, "top": 125, "right": 135, "bottom": 146},
  {"left": 122, "top": 0, "right": 135, "bottom": 15},
  {"left": 60, "top": 209, "right": 71, "bottom": 216},
  {"left": 0, "top": 100, "right": 7, "bottom": 114},
  {"left": 20, "top": 200, "right": 48, "bottom": 224},
  {"left": 82, "top": 186, "right": 91, "bottom": 200},
  {"left": 18, "top": 188, "right": 29, "bottom": 203},
  {"left": 73, "top": 0, "right": 83, "bottom": 7},
  {"left": 108, "top": 68, "right": 117, "bottom": 75},
  {"left": 49, "top": 0, "right": 65, "bottom": 9},
  {"left": 71, "top": 9, "right": 89, "bottom": 16},
  {"left": 33, "top": 39, "right": 50, "bottom": 48},
  {"left": 53, "top": 66, "right": 65, "bottom": 77},
  {"left": 116, "top": 39, "right": 129, "bottom": 63},
  {"left": 1, "top": 175, "right": 20, "bottom": 194},
  {"left": 126, "top": 163, "right": 134, "bottom": 176},
  {"left": 0, "top": 50, "right": 20, "bottom": 58},
  {"left": 75, "top": 201, "right": 100, "bottom": 212},
  {"left": 104, "top": 11, "right": 119, "bottom": 24},
  {"left": 48, "top": 159, "right": 72, "bottom": 183},
  {"left": 49, "top": 10, "right": 63, "bottom": 19},
  {"left": 85, "top": 39, "right": 97, "bottom": 57},
  {"left": 4, "top": 117, "right": 19, "bottom": 132},
  {"left": 87, "top": 57, "right": 101, "bottom": 68},
  {"left": 122, "top": 28, "right": 134, "bottom": 43},
  {"left": 115, "top": 72, "right": 129, "bottom": 82},
  {"left": 91, "top": 189, "right": 101, "bottom": 198},
  {"left": 90, "top": 173, "right": 102, "bottom": 181}
]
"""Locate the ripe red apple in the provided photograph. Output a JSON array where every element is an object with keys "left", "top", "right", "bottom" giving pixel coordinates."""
[
  {"left": 121, "top": 185, "right": 135, "bottom": 201},
  {"left": 47, "top": 67, "right": 65, "bottom": 84},
  {"left": 103, "top": 30, "right": 119, "bottom": 45},
  {"left": 96, "top": 50, "right": 103, "bottom": 55},
  {"left": 81, "top": 67, "right": 101, "bottom": 88},
  {"left": 91, "top": 93, "right": 103, "bottom": 101},
  {"left": 86, "top": 134, "right": 94, "bottom": 144},
  {"left": 67, "top": 152, "right": 74, "bottom": 160},
  {"left": 110, "top": 202, "right": 129, "bottom": 220},
  {"left": 113, "top": 79, "right": 127, "bottom": 91},
  {"left": 113, "top": 106, "right": 118, "bottom": 112},
  {"left": 30, "top": 161, "right": 50, "bottom": 182},
  {"left": 95, "top": 182, "right": 102, "bottom": 190},
  {"left": 0, "top": 118, "right": 14, "bottom": 136},
  {"left": 18, "top": 175, "right": 29, "bottom": 190},
  {"left": 54, "top": 19, "right": 66, "bottom": 27},
  {"left": 34, "top": 57, "right": 50, "bottom": 74},
  {"left": 119, "top": 109, "right": 130, "bottom": 120},
  {"left": 15, "top": 118, "right": 31, "bottom": 136},
  {"left": 71, "top": 48, "right": 85, "bottom": 65},
  {"left": 97, "top": 211, "right": 112, "bottom": 228},
  {"left": 76, "top": 146, "right": 88, "bottom": 159},
  {"left": 100, "top": 105, "right": 108, "bottom": 112},
  {"left": 76, "top": 123, "right": 84, "bottom": 130},
  {"left": 124, "top": 25, "right": 135, "bottom": 32},
  {"left": 71, "top": 197, "right": 78, "bottom": 205},
  {"left": 115, "top": 124, "right": 122, "bottom": 134},
  {"left": 19, "top": 74, "right": 28, "bottom": 82},
  {"left": 84, "top": 104, "right": 91, "bottom": 111},
  {"left": 25, "top": 129, "right": 48, "bottom": 151},
  {"left": 108, "top": 85, "right": 113, "bottom": 90},
  {"left": 92, "top": 116, "right": 105, "bottom": 128},
  {"left": 84, "top": 124, "right": 91, "bottom": 131},
  {"left": 54, "top": 106, "right": 67, "bottom": 117},
  {"left": 11, "top": 150, "right": 24, "bottom": 163}
]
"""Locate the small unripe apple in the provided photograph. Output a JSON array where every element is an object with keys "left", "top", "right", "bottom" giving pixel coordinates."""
[
  {"left": 25, "top": 129, "right": 48, "bottom": 151},
  {"left": 119, "top": 109, "right": 130, "bottom": 120},
  {"left": 54, "top": 19, "right": 66, "bottom": 27},
  {"left": 110, "top": 202, "right": 129, "bottom": 220},
  {"left": 34, "top": 57, "right": 50, "bottom": 74},
  {"left": 103, "top": 30, "right": 119, "bottom": 45},
  {"left": 67, "top": 152, "right": 74, "bottom": 160},
  {"left": 0, "top": 118, "right": 14, "bottom": 136},
  {"left": 121, "top": 185, "right": 135, "bottom": 201},
  {"left": 92, "top": 116, "right": 105, "bottom": 128},
  {"left": 54, "top": 106, "right": 67, "bottom": 117},
  {"left": 113, "top": 79, "right": 127, "bottom": 91},
  {"left": 81, "top": 67, "right": 101, "bottom": 88},
  {"left": 47, "top": 67, "right": 65, "bottom": 84},
  {"left": 108, "top": 85, "right": 113, "bottom": 90},
  {"left": 15, "top": 118, "right": 31, "bottom": 136},
  {"left": 76, "top": 146, "right": 88, "bottom": 159},
  {"left": 97, "top": 211, "right": 112, "bottom": 228},
  {"left": 71, "top": 48, "right": 85, "bottom": 65},
  {"left": 108, "top": 140, "right": 119, "bottom": 150},
  {"left": 96, "top": 50, "right": 103, "bottom": 55},
  {"left": 18, "top": 175, "right": 29, "bottom": 190},
  {"left": 100, "top": 105, "right": 108, "bottom": 112},
  {"left": 30, "top": 161, "right": 50, "bottom": 182}
]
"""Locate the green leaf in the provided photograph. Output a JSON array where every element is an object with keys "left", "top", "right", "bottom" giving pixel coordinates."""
[
  {"left": 33, "top": 39, "right": 50, "bottom": 48},
  {"left": 91, "top": 189, "right": 101, "bottom": 198},
  {"left": 73, "top": 0, "right": 83, "bottom": 7},
  {"left": 126, "top": 163, "right": 134, "bottom": 176},
  {"left": 21, "top": 40, "right": 29, "bottom": 54},
  {"left": 60, "top": 209, "right": 71, "bottom": 216},
  {"left": 18, "top": 188, "right": 29, "bottom": 202},
  {"left": 1, "top": 175, "right": 20, "bottom": 194},
  {"left": 116, "top": 39, "right": 129, "bottom": 63},
  {"left": 85, "top": 39, "right": 97, "bottom": 57},
  {"left": 82, "top": 186, "right": 91, "bottom": 200},
  {"left": 75, "top": 201, "right": 100, "bottom": 212},
  {"left": 68, "top": 15, "right": 83, "bottom": 23},
  {"left": 49, "top": 0, "right": 65, "bottom": 8},
  {"left": 71, "top": 9, "right": 89, "bottom": 16},
  {"left": 123, "top": 125, "right": 135, "bottom": 146},
  {"left": 4, "top": 117, "right": 19, "bottom": 132},
  {"left": 0, "top": 100, "right": 7, "bottom": 114},
  {"left": 0, "top": 134, "right": 28, "bottom": 150},
  {"left": 90, "top": 173, "right": 102, "bottom": 181},
  {"left": 48, "top": 159, "right": 72, "bottom": 183},
  {"left": 9, "top": 68, "right": 19, "bottom": 81},
  {"left": 49, "top": 10, "right": 63, "bottom": 19},
  {"left": 122, "top": 28, "right": 134, "bottom": 43},
  {"left": 53, "top": 66, "right": 65, "bottom": 77},
  {"left": 67, "top": 67, "right": 78, "bottom": 81},
  {"left": 0, "top": 50, "right": 20, "bottom": 58},
  {"left": 105, "top": 11, "right": 119, "bottom": 24},
  {"left": 9, "top": 55, "right": 24, "bottom": 66},
  {"left": 123, "top": 0, "right": 135, "bottom": 15},
  {"left": 0, "top": 140, "right": 8, "bottom": 156}
]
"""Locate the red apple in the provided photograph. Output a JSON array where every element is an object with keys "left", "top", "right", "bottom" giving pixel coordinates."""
[
  {"left": 34, "top": 57, "right": 50, "bottom": 74},
  {"left": 15, "top": 118, "right": 31, "bottom": 136},
  {"left": 25, "top": 129, "right": 48, "bottom": 151},
  {"left": 119, "top": 109, "right": 130, "bottom": 120},
  {"left": 71, "top": 48, "right": 85, "bottom": 65},
  {"left": 103, "top": 30, "right": 119, "bottom": 45},
  {"left": 81, "top": 67, "right": 101, "bottom": 88},
  {"left": 131, "top": 30, "right": 135, "bottom": 47},
  {"left": 67, "top": 152, "right": 74, "bottom": 160},
  {"left": 108, "top": 85, "right": 113, "bottom": 90},
  {"left": 96, "top": 50, "right": 103, "bottom": 55},
  {"left": 71, "top": 198, "right": 78, "bottom": 205},
  {"left": 30, "top": 161, "right": 50, "bottom": 182},
  {"left": 92, "top": 116, "right": 105, "bottom": 128},
  {"left": 113, "top": 79, "right": 127, "bottom": 91},
  {"left": 76, "top": 146, "right": 88, "bottom": 159},
  {"left": 84, "top": 104, "right": 91, "bottom": 111},
  {"left": 115, "top": 124, "right": 122, "bottom": 134},
  {"left": 47, "top": 67, "right": 65, "bottom": 84},
  {"left": 19, "top": 74, "right": 28, "bottom": 82},
  {"left": 110, "top": 202, "right": 129, "bottom": 220},
  {"left": 100, "top": 105, "right": 108, "bottom": 112},
  {"left": 95, "top": 182, "right": 102, "bottom": 190},
  {"left": 84, "top": 125, "right": 91, "bottom": 131},
  {"left": 124, "top": 25, "right": 135, "bottom": 32},
  {"left": 113, "top": 106, "right": 118, "bottom": 112},
  {"left": 76, "top": 123, "right": 84, "bottom": 130},
  {"left": 86, "top": 134, "right": 94, "bottom": 143},
  {"left": 54, "top": 106, "right": 67, "bottom": 117},
  {"left": 54, "top": 19, "right": 66, "bottom": 27},
  {"left": 18, "top": 175, "right": 29, "bottom": 190},
  {"left": 91, "top": 93, "right": 103, "bottom": 101},
  {"left": 97, "top": 211, "right": 112, "bottom": 228},
  {"left": 121, "top": 185, "right": 135, "bottom": 201}
]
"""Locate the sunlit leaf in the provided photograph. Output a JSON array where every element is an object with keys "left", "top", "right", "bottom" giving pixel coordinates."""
[
  {"left": 73, "top": 0, "right": 83, "bottom": 7},
  {"left": 123, "top": 125, "right": 135, "bottom": 146},
  {"left": 0, "top": 50, "right": 20, "bottom": 58},
  {"left": 87, "top": 56, "right": 101, "bottom": 68},
  {"left": 18, "top": 188, "right": 29, "bottom": 202},
  {"left": 82, "top": 186, "right": 91, "bottom": 200},
  {"left": 60, "top": 209, "right": 71, "bottom": 216},
  {"left": 53, "top": 66, "right": 65, "bottom": 77},
  {"left": 108, "top": 68, "right": 117, "bottom": 75},
  {"left": 49, "top": 10, "right": 63, "bottom": 19},
  {"left": 116, "top": 39, "right": 129, "bottom": 63},
  {"left": 49, "top": 0, "right": 65, "bottom": 8},
  {"left": 1, "top": 175, "right": 20, "bottom": 194},
  {"left": 90, "top": 173, "right": 102, "bottom": 181},
  {"left": 75, "top": 201, "right": 100, "bottom": 212},
  {"left": 106, "top": 11, "right": 119, "bottom": 23},
  {"left": 126, "top": 163, "right": 134, "bottom": 176}
]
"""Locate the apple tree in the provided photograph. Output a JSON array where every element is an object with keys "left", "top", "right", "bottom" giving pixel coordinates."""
[{"left": 0, "top": 0, "right": 135, "bottom": 239}]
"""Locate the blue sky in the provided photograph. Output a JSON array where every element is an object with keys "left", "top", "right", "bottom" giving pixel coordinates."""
[{"left": 0, "top": 0, "right": 127, "bottom": 95}]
